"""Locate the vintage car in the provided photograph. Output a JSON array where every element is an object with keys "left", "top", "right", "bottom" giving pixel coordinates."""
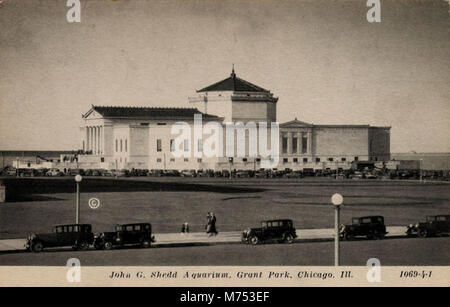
[
  {"left": 340, "top": 216, "right": 388, "bottom": 240},
  {"left": 241, "top": 219, "right": 297, "bottom": 245},
  {"left": 46, "top": 168, "right": 63, "bottom": 177},
  {"left": 94, "top": 223, "right": 155, "bottom": 250},
  {"left": 26, "top": 224, "right": 94, "bottom": 252},
  {"left": 181, "top": 169, "right": 196, "bottom": 177},
  {"left": 406, "top": 215, "right": 450, "bottom": 238}
]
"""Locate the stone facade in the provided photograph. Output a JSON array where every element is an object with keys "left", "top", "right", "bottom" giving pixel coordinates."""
[{"left": 78, "top": 71, "right": 390, "bottom": 171}]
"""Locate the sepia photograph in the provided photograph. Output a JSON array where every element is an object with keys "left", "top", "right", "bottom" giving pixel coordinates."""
[{"left": 0, "top": 0, "right": 449, "bottom": 289}]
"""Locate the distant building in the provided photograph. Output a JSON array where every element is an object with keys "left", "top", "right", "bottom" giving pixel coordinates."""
[{"left": 77, "top": 69, "right": 391, "bottom": 171}]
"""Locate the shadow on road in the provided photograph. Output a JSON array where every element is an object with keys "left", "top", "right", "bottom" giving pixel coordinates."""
[{"left": 2, "top": 178, "right": 266, "bottom": 202}]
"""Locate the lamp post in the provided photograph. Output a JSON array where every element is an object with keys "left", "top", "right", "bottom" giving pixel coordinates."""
[
  {"left": 331, "top": 193, "right": 344, "bottom": 266},
  {"left": 419, "top": 158, "right": 423, "bottom": 181},
  {"left": 75, "top": 175, "right": 82, "bottom": 224}
]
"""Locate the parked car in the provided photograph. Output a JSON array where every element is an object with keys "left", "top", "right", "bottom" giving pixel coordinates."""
[
  {"left": 26, "top": 224, "right": 94, "bottom": 252},
  {"left": 69, "top": 169, "right": 85, "bottom": 176},
  {"left": 46, "top": 168, "right": 63, "bottom": 177},
  {"left": 340, "top": 216, "right": 388, "bottom": 240},
  {"left": 235, "top": 170, "right": 252, "bottom": 178},
  {"left": 241, "top": 219, "right": 297, "bottom": 245},
  {"left": 254, "top": 170, "right": 270, "bottom": 178},
  {"left": 406, "top": 215, "right": 450, "bottom": 238},
  {"left": 2, "top": 167, "right": 17, "bottom": 176},
  {"left": 285, "top": 170, "right": 303, "bottom": 179},
  {"left": 94, "top": 223, "right": 154, "bottom": 250},
  {"left": 114, "top": 169, "right": 129, "bottom": 177},
  {"left": 18, "top": 168, "right": 38, "bottom": 177},
  {"left": 148, "top": 169, "right": 164, "bottom": 177},
  {"left": 350, "top": 171, "right": 364, "bottom": 179},
  {"left": 102, "top": 169, "right": 115, "bottom": 177},
  {"left": 181, "top": 169, "right": 196, "bottom": 177},
  {"left": 164, "top": 170, "right": 180, "bottom": 177}
]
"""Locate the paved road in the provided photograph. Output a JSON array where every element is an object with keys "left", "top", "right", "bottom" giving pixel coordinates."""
[
  {"left": 0, "top": 236, "right": 448, "bottom": 266},
  {"left": 0, "top": 226, "right": 407, "bottom": 251}
]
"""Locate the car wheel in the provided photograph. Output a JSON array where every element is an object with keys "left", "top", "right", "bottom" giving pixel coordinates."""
[
  {"left": 249, "top": 236, "right": 259, "bottom": 245},
  {"left": 418, "top": 229, "right": 428, "bottom": 238},
  {"left": 141, "top": 239, "right": 151, "bottom": 248},
  {"left": 376, "top": 234, "right": 385, "bottom": 240},
  {"left": 344, "top": 233, "right": 354, "bottom": 241},
  {"left": 103, "top": 241, "right": 113, "bottom": 250},
  {"left": 32, "top": 241, "right": 44, "bottom": 253},
  {"left": 77, "top": 241, "right": 89, "bottom": 251},
  {"left": 284, "top": 233, "right": 294, "bottom": 244}
]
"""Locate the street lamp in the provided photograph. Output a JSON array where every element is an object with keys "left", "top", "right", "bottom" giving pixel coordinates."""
[
  {"left": 75, "top": 175, "right": 82, "bottom": 224},
  {"left": 331, "top": 193, "right": 344, "bottom": 266}
]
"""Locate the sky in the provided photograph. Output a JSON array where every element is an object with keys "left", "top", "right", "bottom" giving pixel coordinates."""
[{"left": 0, "top": 0, "right": 449, "bottom": 152}]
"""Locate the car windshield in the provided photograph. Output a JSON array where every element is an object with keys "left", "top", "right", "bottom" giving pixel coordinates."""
[
  {"left": 426, "top": 216, "right": 436, "bottom": 222},
  {"left": 115, "top": 225, "right": 123, "bottom": 231},
  {"left": 352, "top": 218, "right": 360, "bottom": 224}
]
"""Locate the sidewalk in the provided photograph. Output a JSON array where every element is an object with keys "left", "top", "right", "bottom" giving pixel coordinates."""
[{"left": 0, "top": 226, "right": 406, "bottom": 252}]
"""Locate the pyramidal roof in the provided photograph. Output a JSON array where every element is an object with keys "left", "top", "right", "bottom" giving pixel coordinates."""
[{"left": 197, "top": 68, "right": 269, "bottom": 93}]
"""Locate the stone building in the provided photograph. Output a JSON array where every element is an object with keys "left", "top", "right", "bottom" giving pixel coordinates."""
[{"left": 78, "top": 70, "right": 390, "bottom": 171}]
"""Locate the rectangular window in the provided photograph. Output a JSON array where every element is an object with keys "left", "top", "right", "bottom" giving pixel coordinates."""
[
  {"left": 157, "top": 158, "right": 162, "bottom": 163},
  {"left": 170, "top": 139, "right": 175, "bottom": 152},
  {"left": 283, "top": 158, "right": 288, "bottom": 163},
  {"left": 354, "top": 156, "right": 359, "bottom": 161},
  {"left": 184, "top": 139, "right": 189, "bottom": 152},
  {"left": 292, "top": 137, "right": 298, "bottom": 154},
  {"left": 301, "top": 133, "right": 307, "bottom": 154},
  {"left": 282, "top": 137, "right": 288, "bottom": 154},
  {"left": 303, "top": 158, "right": 308, "bottom": 163},
  {"left": 157, "top": 139, "right": 162, "bottom": 152},
  {"left": 120, "top": 139, "right": 123, "bottom": 152},
  {"left": 256, "top": 158, "right": 261, "bottom": 162},
  {"left": 197, "top": 139, "right": 203, "bottom": 152},
  {"left": 316, "top": 157, "right": 321, "bottom": 162},
  {"left": 184, "top": 158, "right": 189, "bottom": 162},
  {"left": 243, "top": 158, "right": 248, "bottom": 162},
  {"left": 170, "top": 158, "right": 175, "bottom": 162},
  {"left": 157, "top": 123, "right": 166, "bottom": 125},
  {"left": 293, "top": 158, "right": 298, "bottom": 163},
  {"left": 341, "top": 157, "right": 346, "bottom": 162},
  {"left": 328, "top": 157, "right": 334, "bottom": 162},
  {"left": 197, "top": 158, "right": 202, "bottom": 163},
  {"left": 140, "top": 123, "right": 149, "bottom": 126}
]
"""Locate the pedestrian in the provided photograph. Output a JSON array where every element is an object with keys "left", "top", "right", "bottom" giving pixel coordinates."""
[
  {"left": 205, "top": 212, "right": 211, "bottom": 235},
  {"left": 207, "top": 212, "right": 218, "bottom": 237},
  {"left": 181, "top": 222, "right": 189, "bottom": 235}
]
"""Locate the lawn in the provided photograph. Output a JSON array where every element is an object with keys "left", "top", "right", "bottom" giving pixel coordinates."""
[{"left": 0, "top": 177, "right": 449, "bottom": 239}]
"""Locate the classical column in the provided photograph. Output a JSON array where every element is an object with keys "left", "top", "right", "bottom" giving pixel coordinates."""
[
  {"left": 307, "top": 130, "right": 312, "bottom": 155},
  {"left": 85, "top": 127, "right": 89, "bottom": 152},
  {"left": 95, "top": 126, "right": 100, "bottom": 155},
  {"left": 99, "top": 126, "right": 103, "bottom": 155},
  {"left": 91, "top": 126, "right": 95, "bottom": 155},
  {"left": 88, "top": 127, "right": 91, "bottom": 152},
  {"left": 97, "top": 126, "right": 100, "bottom": 155},
  {"left": 287, "top": 132, "right": 292, "bottom": 155}
]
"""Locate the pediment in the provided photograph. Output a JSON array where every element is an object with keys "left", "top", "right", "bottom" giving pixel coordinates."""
[{"left": 279, "top": 119, "right": 313, "bottom": 128}]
